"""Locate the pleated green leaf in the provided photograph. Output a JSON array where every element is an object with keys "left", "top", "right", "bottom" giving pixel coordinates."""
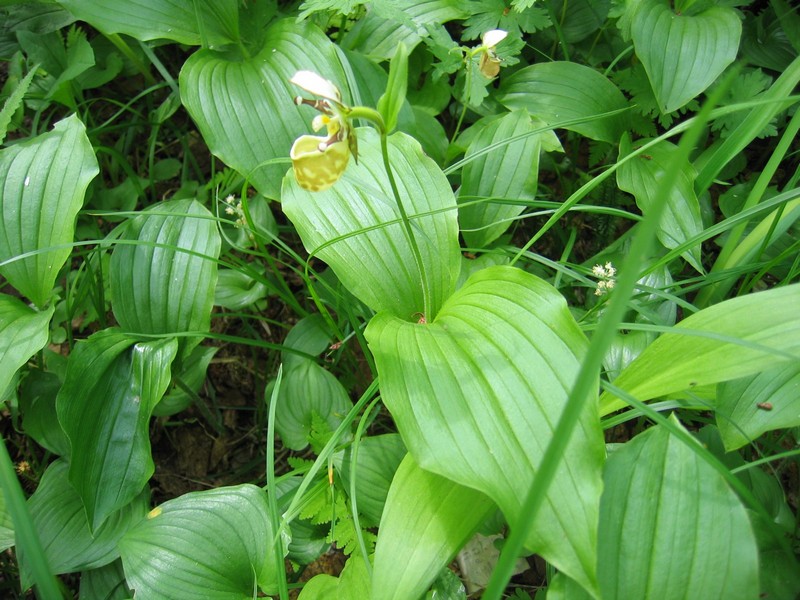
[
  {"left": 19, "top": 460, "right": 148, "bottom": 589},
  {"left": 339, "top": 0, "right": 467, "bottom": 59},
  {"left": 79, "top": 560, "right": 132, "bottom": 600},
  {"left": 598, "top": 418, "right": 759, "bottom": 599},
  {"left": 0, "top": 113, "right": 98, "bottom": 307},
  {"left": 715, "top": 363, "right": 800, "bottom": 451},
  {"left": 56, "top": 0, "right": 240, "bottom": 46},
  {"left": 617, "top": 137, "right": 703, "bottom": 272},
  {"left": 601, "top": 284, "right": 800, "bottom": 415},
  {"left": 0, "top": 294, "right": 54, "bottom": 397},
  {"left": 372, "top": 454, "right": 495, "bottom": 600},
  {"left": 56, "top": 330, "right": 178, "bottom": 530},
  {"left": 630, "top": 0, "right": 741, "bottom": 113},
  {"left": 180, "top": 19, "right": 346, "bottom": 199},
  {"left": 119, "top": 485, "right": 278, "bottom": 599},
  {"left": 282, "top": 128, "right": 461, "bottom": 320},
  {"left": 458, "top": 110, "right": 542, "bottom": 248},
  {"left": 273, "top": 360, "right": 353, "bottom": 451},
  {"left": 365, "top": 265, "right": 605, "bottom": 595},
  {"left": 498, "top": 62, "right": 627, "bottom": 143},
  {"left": 110, "top": 199, "right": 220, "bottom": 339},
  {"left": 338, "top": 433, "right": 407, "bottom": 526}
]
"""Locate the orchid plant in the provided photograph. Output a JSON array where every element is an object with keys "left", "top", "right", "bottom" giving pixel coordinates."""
[{"left": 2, "top": 3, "right": 799, "bottom": 600}]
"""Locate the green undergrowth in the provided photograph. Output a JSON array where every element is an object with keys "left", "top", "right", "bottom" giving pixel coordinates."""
[{"left": 1, "top": 1, "right": 799, "bottom": 599}]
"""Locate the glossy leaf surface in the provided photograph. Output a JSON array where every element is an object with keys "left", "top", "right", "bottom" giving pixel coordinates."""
[
  {"left": 458, "top": 110, "right": 543, "bottom": 248},
  {"left": 180, "top": 19, "right": 346, "bottom": 199},
  {"left": 366, "top": 265, "right": 605, "bottom": 595},
  {"left": 338, "top": 433, "right": 407, "bottom": 527},
  {"left": 599, "top": 418, "right": 758, "bottom": 599},
  {"left": 120, "top": 485, "right": 278, "bottom": 599},
  {"left": 283, "top": 128, "right": 461, "bottom": 320},
  {"left": 0, "top": 295, "right": 53, "bottom": 398},
  {"left": 56, "top": 330, "right": 178, "bottom": 530},
  {"left": 56, "top": 0, "right": 240, "bottom": 46},
  {"left": 274, "top": 360, "right": 353, "bottom": 451},
  {"left": 0, "top": 114, "right": 98, "bottom": 307},
  {"left": 601, "top": 284, "right": 800, "bottom": 415},
  {"left": 110, "top": 199, "right": 220, "bottom": 339},
  {"left": 499, "top": 61, "right": 627, "bottom": 143},
  {"left": 20, "top": 460, "right": 148, "bottom": 589}
]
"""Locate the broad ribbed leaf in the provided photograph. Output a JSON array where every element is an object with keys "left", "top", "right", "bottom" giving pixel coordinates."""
[
  {"left": 365, "top": 265, "right": 605, "bottom": 595},
  {"left": 79, "top": 560, "right": 132, "bottom": 600},
  {"left": 282, "top": 128, "right": 460, "bottom": 320},
  {"left": 56, "top": 330, "right": 178, "bottom": 530},
  {"left": 459, "top": 110, "right": 542, "bottom": 248},
  {"left": 372, "top": 454, "right": 495, "bottom": 600},
  {"left": 56, "top": 0, "right": 239, "bottom": 46},
  {"left": 20, "top": 460, "right": 148, "bottom": 589},
  {"left": 274, "top": 360, "right": 353, "bottom": 451},
  {"left": 119, "top": 485, "right": 278, "bottom": 599},
  {"left": 630, "top": 0, "right": 741, "bottom": 113},
  {"left": 0, "top": 294, "right": 54, "bottom": 397},
  {"left": 498, "top": 62, "right": 627, "bottom": 143},
  {"left": 617, "top": 137, "right": 703, "bottom": 271},
  {"left": 180, "top": 19, "right": 346, "bottom": 199},
  {"left": 0, "top": 113, "right": 98, "bottom": 307},
  {"left": 599, "top": 418, "right": 759, "bottom": 599},
  {"left": 340, "top": 0, "right": 467, "bottom": 59},
  {"left": 715, "top": 363, "right": 800, "bottom": 451},
  {"left": 281, "top": 314, "right": 333, "bottom": 371},
  {"left": 110, "top": 199, "right": 220, "bottom": 339},
  {"left": 19, "top": 369, "right": 70, "bottom": 456},
  {"left": 338, "top": 433, "right": 407, "bottom": 526},
  {"left": 600, "top": 284, "right": 800, "bottom": 415}
]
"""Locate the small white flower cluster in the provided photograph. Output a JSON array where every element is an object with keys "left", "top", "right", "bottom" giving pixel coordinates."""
[
  {"left": 223, "top": 194, "right": 246, "bottom": 228},
  {"left": 592, "top": 262, "right": 617, "bottom": 296}
]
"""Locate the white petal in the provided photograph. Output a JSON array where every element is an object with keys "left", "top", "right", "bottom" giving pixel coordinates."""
[
  {"left": 482, "top": 29, "right": 508, "bottom": 48},
  {"left": 290, "top": 70, "right": 341, "bottom": 103}
]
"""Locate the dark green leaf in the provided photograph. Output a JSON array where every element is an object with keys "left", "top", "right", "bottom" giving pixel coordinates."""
[
  {"left": 617, "top": 136, "right": 703, "bottom": 271},
  {"left": 0, "top": 295, "right": 54, "bottom": 399},
  {"left": 630, "top": 0, "right": 741, "bottom": 113},
  {"left": 19, "top": 368, "right": 69, "bottom": 456},
  {"left": 499, "top": 62, "right": 627, "bottom": 143},
  {"left": 110, "top": 199, "right": 220, "bottom": 342},
  {"left": 56, "top": 330, "right": 178, "bottom": 530},
  {"left": 715, "top": 363, "right": 800, "bottom": 451},
  {"left": 338, "top": 433, "right": 407, "bottom": 526},
  {"left": 120, "top": 484, "right": 279, "bottom": 598},
  {"left": 179, "top": 19, "right": 346, "bottom": 199},
  {"left": 20, "top": 460, "right": 148, "bottom": 589},
  {"left": 0, "top": 114, "right": 98, "bottom": 307},
  {"left": 274, "top": 360, "right": 352, "bottom": 451},
  {"left": 56, "top": 0, "right": 240, "bottom": 47},
  {"left": 458, "top": 110, "right": 544, "bottom": 247}
]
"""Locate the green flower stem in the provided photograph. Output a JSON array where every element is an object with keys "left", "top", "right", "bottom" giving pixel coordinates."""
[{"left": 349, "top": 107, "right": 432, "bottom": 320}]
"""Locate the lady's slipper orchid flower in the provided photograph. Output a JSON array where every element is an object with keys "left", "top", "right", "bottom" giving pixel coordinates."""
[
  {"left": 478, "top": 29, "right": 508, "bottom": 78},
  {"left": 290, "top": 70, "right": 357, "bottom": 192}
]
